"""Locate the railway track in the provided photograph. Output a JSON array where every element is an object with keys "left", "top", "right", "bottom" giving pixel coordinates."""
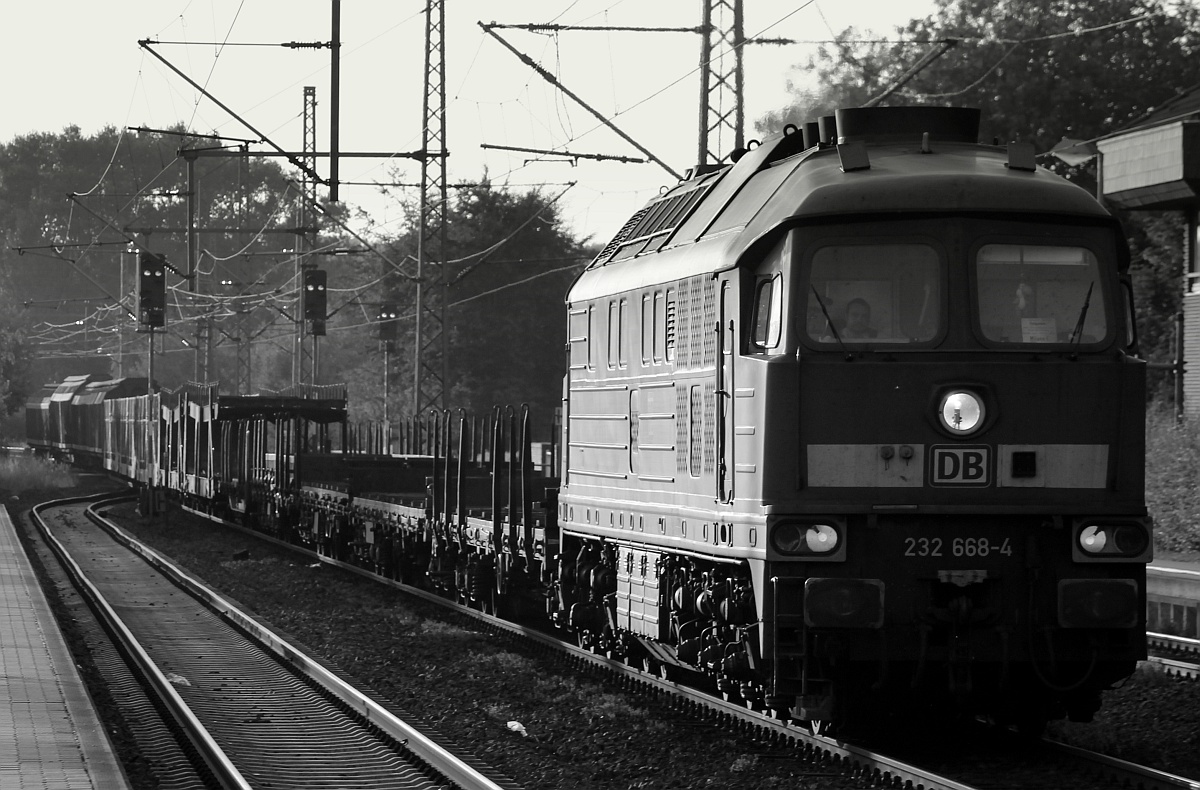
[
  {"left": 29, "top": 494, "right": 520, "bottom": 790},
  {"left": 1146, "top": 561, "right": 1200, "bottom": 680},
  {"left": 1147, "top": 563, "right": 1200, "bottom": 640},
  {"left": 104, "top": 499, "right": 1188, "bottom": 790},
  {"left": 1148, "top": 632, "right": 1200, "bottom": 679}
]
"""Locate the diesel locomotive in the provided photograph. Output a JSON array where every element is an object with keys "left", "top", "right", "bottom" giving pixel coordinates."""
[
  {"left": 555, "top": 104, "right": 1149, "bottom": 732},
  {"left": 29, "top": 105, "right": 1150, "bottom": 734}
]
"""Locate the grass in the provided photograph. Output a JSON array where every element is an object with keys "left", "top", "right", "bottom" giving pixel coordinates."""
[
  {"left": 1145, "top": 406, "right": 1200, "bottom": 557},
  {"left": 0, "top": 453, "right": 79, "bottom": 501}
]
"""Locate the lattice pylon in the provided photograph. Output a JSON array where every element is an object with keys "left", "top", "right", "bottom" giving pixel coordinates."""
[
  {"left": 698, "top": 0, "right": 745, "bottom": 167},
  {"left": 414, "top": 0, "right": 448, "bottom": 414},
  {"left": 295, "top": 86, "right": 319, "bottom": 385}
]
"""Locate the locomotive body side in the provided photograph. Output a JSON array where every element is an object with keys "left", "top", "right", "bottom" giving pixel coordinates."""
[{"left": 557, "top": 106, "right": 1150, "bottom": 730}]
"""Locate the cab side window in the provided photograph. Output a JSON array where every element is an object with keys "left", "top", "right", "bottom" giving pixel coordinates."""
[{"left": 751, "top": 274, "right": 783, "bottom": 349}]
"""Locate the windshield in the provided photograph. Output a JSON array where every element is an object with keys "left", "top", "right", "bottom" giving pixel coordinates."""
[
  {"left": 805, "top": 243, "right": 941, "bottom": 345},
  {"left": 975, "top": 244, "right": 1107, "bottom": 345}
]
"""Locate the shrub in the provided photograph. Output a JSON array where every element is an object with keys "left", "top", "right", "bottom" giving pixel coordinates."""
[{"left": 1144, "top": 406, "right": 1200, "bottom": 555}]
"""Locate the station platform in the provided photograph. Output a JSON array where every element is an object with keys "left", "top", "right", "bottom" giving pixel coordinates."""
[{"left": 0, "top": 505, "right": 130, "bottom": 789}]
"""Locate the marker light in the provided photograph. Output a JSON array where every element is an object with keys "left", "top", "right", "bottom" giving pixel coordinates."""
[
  {"left": 1076, "top": 522, "right": 1150, "bottom": 559},
  {"left": 938, "top": 390, "right": 985, "bottom": 435},
  {"left": 772, "top": 522, "right": 841, "bottom": 556}
]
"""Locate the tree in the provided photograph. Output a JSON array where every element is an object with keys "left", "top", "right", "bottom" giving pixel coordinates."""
[
  {"left": 325, "top": 178, "right": 589, "bottom": 428},
  {"left": 0, "top": 316, "right": 32, "bottom": 440},
  {"left": 756, "top": 0, "right": 1200, "bottom": 401},
  {"left": 1125, "top": 211, "right": 1185, "bottom": 400},
  {"left": 0, "top": 124, "right": 591, "bottom": 435},
  {"left": 759, "top": 0, "right": 1200, "bottom": 150},
  {"left": 0, "top": 125, "right": 320, "bottom": 394},
  {"left": 441, "top": 181, "right": 587, "bottom": 422}
]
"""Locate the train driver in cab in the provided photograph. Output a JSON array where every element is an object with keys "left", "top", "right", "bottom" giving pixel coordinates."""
[{"left": 841, "top": 297, "right": 878, "bottom": 339}]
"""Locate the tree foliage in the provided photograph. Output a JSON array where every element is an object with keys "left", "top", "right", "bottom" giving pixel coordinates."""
[
  {"left": 0, "top": 124, "right": 590, "bottom": 436},
  {"left": 356, "top": 179, "right": 588, "bottom": 426},
  {"left": 1125, "top": 211, "right": 1184, "bottom": 399},
  {"left": 0, "top": 315, "right": 32, "bottom": 439},
  {"left": 757, "top": 0, "right": 1200, "bottom": 401},
  {"left": 759, "top": 0, "right": 1200, "bottom": 148},
  {"left": 0, "top": 125, "right": 307, "bottom": 394}
]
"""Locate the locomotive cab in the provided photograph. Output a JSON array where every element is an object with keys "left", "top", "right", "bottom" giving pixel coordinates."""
[{"left": 745, "top": 215, "right": 1147, "bottom": 728}]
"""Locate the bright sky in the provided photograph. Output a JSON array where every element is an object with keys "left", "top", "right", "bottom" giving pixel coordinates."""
[{"left": 1, "top": 1, "right": 939, "bottom": 246}]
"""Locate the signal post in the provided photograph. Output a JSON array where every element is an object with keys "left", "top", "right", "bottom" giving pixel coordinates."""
[
  {"left": 378, "top": 303, "right": 398, "bottom": 453},
  {"left": 137, "top": 250, "right": 167, "bottom": 515}
]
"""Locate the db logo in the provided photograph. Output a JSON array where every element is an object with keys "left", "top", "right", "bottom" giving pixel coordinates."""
[{"left": 930, "top": 446, "right": 991, "bottom": 486}]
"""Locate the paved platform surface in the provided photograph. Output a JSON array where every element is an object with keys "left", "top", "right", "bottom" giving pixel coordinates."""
[{"left": 0, "top": 505, "right": 130, "bottom": 789}]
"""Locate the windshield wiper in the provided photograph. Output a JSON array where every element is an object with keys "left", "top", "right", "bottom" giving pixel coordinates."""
[
  {"left": 1068, "top": 281, "right": 1094, "bottom": 347},
  {"left": 810, "top": 285, "right": 851, "bottom": 359}
]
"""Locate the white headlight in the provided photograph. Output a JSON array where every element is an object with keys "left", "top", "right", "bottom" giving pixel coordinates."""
[
  {"left": 939, "top": 390, "right": 985, "bottom": 435},
  {"left": 1079, "top": 525, "right": 1107, "bottom": 553},
  {"left": 771, "top": 522, "right": 841, "bottom": 556},
  {"left": 805, "top": 524, "right": 839, "bottom": 553}
]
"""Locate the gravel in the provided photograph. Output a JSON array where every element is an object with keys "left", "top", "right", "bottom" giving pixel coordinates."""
[
  {"left": 100, "top": 499, "right": 867, "bottom": 790},
  {"left": 1047, "top": 666, "right": 1200, "bottom": 779}
]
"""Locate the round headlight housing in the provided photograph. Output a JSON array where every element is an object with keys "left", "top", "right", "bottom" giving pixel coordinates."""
[
  {"left": 1076, "top": 522, "right": 1151, "bottom": 559},
  {"left": 772, "top": 521, "right": 841, "bottom": 556},
  {"left": 938, "top": 390, "right": 985, "bottom": 435}
]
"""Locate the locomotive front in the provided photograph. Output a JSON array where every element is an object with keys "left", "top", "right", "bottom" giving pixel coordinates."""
[{"left": 745, "top": 108, "right": 1149, "bottom": 730}]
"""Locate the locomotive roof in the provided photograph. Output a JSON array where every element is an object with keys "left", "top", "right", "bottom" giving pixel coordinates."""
[{"left": 570, "top": 112, "right": 1112, "bottom": 303}]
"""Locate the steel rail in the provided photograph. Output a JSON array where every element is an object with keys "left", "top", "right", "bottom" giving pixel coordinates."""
[
  {"left": 178, "top": 503, "right": 983, "bottom": 790},
  {"left": 32, "top": 496, "right": 253, "bottom": 790},
  {"left": 1147, "top": 632, "right": 1200, "bottom": 679},
  {"left": 1149, "top": 631, "right": 1200, "bottom": 656},
  {"left": 179, "top": 501, "right": 1200, "bottom": 790},
  {"left": 60, "top": 494, "right": 1200, "bottom": 790},
  {"left": 1042, "top": 739, "right": 1200, "bottom": 790},
  {"left": 94, "top": 501, "right": 515, "bottom": 790},
  {"left": 1147, "top": 655, "right": 1200, "bottom": 680}
]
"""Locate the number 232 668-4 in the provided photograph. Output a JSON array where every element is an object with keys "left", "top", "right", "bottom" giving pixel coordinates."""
[{"left": 903, "top": 536, "right": 1013, "bottom": 558}]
